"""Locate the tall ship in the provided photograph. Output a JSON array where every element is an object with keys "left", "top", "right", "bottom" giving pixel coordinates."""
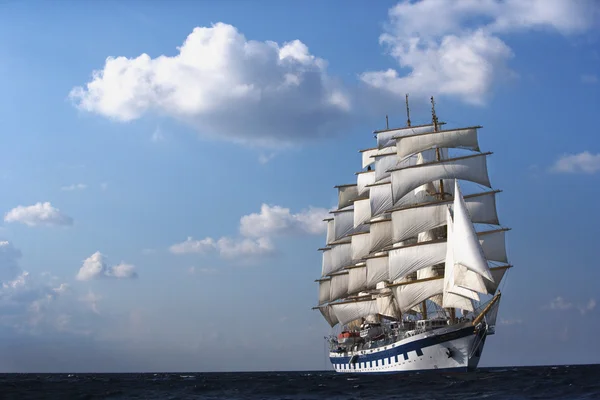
[{"left": 313, "top": 96, "right": 511, "bottom": 374}]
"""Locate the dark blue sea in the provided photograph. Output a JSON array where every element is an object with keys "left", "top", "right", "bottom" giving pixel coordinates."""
[{"left": 1, "top": 365, "right": 599, "bottom": 399}]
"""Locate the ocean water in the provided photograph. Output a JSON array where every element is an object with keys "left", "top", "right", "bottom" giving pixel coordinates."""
[{"left": 1, "top": 365, "right": 599, "bottom": 399}]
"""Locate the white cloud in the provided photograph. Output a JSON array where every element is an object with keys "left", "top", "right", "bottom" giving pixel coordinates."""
[
  {"left": 0, "top": 241, "right": 22, "bottom": 281},
  {"left": 169, "top": 237, "right": 216, "bottom": 255},
  {"left": 551, "top": 151, "right": 600, "bottom": 174},
  {"left": 107, "top": 263, "right": 137, "bottom": 279},
  {"left": 581, "top": 74, "right": 598, "bottom": 84},
  {"left": 169, "top": 236, "right": 274, "bottom": 259},
  {"left": 216, "top": 237, "right": 274, "bottom": 259},
  {"left": 69, "top": 22, "right": 349, "bottom": 148},
  {"left": 0, "top": 242, "right": 72, "bottom": 331},
  {"left": 4, "top": 202, "right": 73, "bottom": 227},
  {"left": 361, "top": 0, "right": 598, "bottom": 105},
  {"left": 545, "top": 296, "right": 596, "bottom": 315},
  {"left": 80, "top": 290, "right": 102, "bottom": 314},
  {"left": 100, "top": 182, "right": 109, "bottom": 191},
  {"left": 61, "top": 183, "right": 87, "bottom": 191},
  {"left": 548, "top": 296, "right": 573, "bottom": 310},
  {"left": 151, "top": 127, "right": 165, "bottom": 142},
  {"left": 170, "top": 203, "right": 327, "bottom": 262},
  {"left": 75, "top": 251, "right": 138, "bottom": 281},
  {"left": 579, "top": 298, "right": 596, "bottom": 315},
  {"left": 258, "top": 153, "right": 276, "bottom": 165},
  {"left": 239, "top": 204, "right": 329, "bottom": 237}
]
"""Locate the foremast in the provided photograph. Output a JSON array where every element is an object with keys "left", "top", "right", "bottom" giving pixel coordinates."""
[{"left": 313, "top": 95, "right": 511, "bottom": 334}]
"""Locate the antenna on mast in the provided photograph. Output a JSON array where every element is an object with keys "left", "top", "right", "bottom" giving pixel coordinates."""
[
  {"left": 405, "top": 94, "right": 411, "bottom": 127},
  {"left": 385, "top": 115, "right": 389, "bottom": 130}
]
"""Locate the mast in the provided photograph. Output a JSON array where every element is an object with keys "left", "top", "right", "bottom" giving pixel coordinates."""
[
  {"left": 405, "top": 94, "right": 411, "bottom": 127},
  {"left": 431, "top": 96, "right": 455, "bottom": 323}
]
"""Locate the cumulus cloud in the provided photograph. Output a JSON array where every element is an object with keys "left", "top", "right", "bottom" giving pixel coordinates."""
[
  {"left": 76, "top": 252, "right": 138, "bottom": 281},
  {"left": 551, "top": 151, "right": 600, "bottom": 174},
  {"left": 545, "top": 296, "right": 596, "bottom": 315},
  {"left": 361, "top": 0, "right": 598, "bottom": 105},
  {"left": 69, "top": 22, "right": 349, "bottom": 147},
  {"left": 61, "top": 183, "right": 87, "bottom": 191},
  {"left": 0, "top": 241, "right": 72, "bottom": 332},
  {"left": 239, "top": 204, "right": 329, "bottom": 237},
  {"left": 170, "top": 203, "right": 327, "bottom": 262},
  {"left": 4, "top": 202, "right": 73, "bottom": 227},
  {"left": 169, "top": 236, "right": 274, "bottom": 259},
  {"left": 169, "top": 237, "right": 216, "bottom": 255},
  {"left": 0, "top": 241, "right": 22, "bottom": 281},
  {"left": 216, "top": 237, "right": 274, "bottom": 259}
]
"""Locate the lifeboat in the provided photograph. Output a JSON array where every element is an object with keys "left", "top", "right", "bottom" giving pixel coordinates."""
[{"left": 337, "top": 331, "right": 361, "bottom": 346}]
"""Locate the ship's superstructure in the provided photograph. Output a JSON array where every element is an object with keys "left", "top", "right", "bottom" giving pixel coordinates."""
[{"left": 313, "top": 96, "right": 510, "bottom": 374}]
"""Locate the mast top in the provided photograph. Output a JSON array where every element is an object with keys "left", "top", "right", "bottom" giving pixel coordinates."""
[
  {"left": 405, "top": 94, "right": 411, "bottom": 127},
  {"left": 430, "top": 96, "right": 439, "bottom": 132}
]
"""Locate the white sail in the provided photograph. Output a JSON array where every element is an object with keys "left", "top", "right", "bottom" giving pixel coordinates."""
[
  {"left": 316, "top": 305, "right": 339, "bottom": 327},
  {"left": 347, "top": 264, "right": 367, "bottom": 294},
  {"left": 337, "top": 185, "right": 359, "bottom": 209},
  {"left": 366, "top": 254, "right": 389, "bottom": 289},
  {"left": 357, "top": 171, "right": 376, "bottom": 196},
  {"left": 388, "top": 229, "right": 507, "bottom": 282},
  {"left": 478, "top": 228, "right": 508, "bottom": 263},
  {"left": 322, "top": 242, "right": 352, "bottom": 276},
  {"left": 333, "top": 208, "right": 354, "bottom": 241},
  {"left": 321, "top": 249, "right": 332, "bottom": 277},
  {"left": 361, "top": 148, "right": 378, "bottom": 169},
  {"left": 442, "top": 208, "right": 475, "bottom": 311},
  {"left": 396, "top": 127, "right": 481, "bottom": 159},
  {"left": 369, "top": 181, "right": 393, "bottom": 217},
  {"left": 330, "top": 271, "right": 349, "bottom": 302},
  {"left": 350, "top": 232, "right": 371, "bottom": 261},
  {"left": 318, "top": 278, "right": 331, "bottom": 305},
  {"left": 331, "top": 298, "right": 379, "bottom": 326},
  {"left": 451, "top": 181, "right": 494, "bottom": 281},
  {"left": 325, "top": 218, "right": 335, "bottom": 245},
  {"left": 373, "top": 152, "right": 399, "bottom": 182},
  {"left": 369, "top": 218, "right": 393, "bottom": 253},
  {"left": 390, "top": 153, "right": 492, "bottom": 204},
  {"left": 391, "top": 190, "right": 499, "bottom": 243},
  {"left": 376, "top": 294, "right": 400, "bottom": 320},
  {"left": 353, "top": 198, "right": 371, "bottom": 228},
  {"left": 391, "top": 279, "right": 444, "bottom": 313},
  {"left": 486, "top": 265, "right": 511, "bottom": 294},
  {"left": 376, "top": 124, "right": 436, "bottom": 149}
]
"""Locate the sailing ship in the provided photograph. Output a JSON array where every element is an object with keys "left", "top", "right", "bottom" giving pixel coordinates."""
[{"left": 313, "top": 96, "right": 511, "bottom": 374}]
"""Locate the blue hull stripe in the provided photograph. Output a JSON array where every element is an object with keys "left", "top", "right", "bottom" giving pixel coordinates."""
[
  {"left": 330, "top": 325, "right": 475, "bottom": 365},
  {"left": 338, "top": 366, "right": 469, "bottom": 375}
]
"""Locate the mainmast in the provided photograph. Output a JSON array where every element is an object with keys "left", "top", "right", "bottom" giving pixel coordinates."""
[{"left": 431, "top": 96, "right": 455, "bottom": 323}]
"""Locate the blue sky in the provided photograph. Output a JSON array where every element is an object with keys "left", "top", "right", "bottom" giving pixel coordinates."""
[{"left": 0, "top": 0, "right": 599, "bottom": 372}]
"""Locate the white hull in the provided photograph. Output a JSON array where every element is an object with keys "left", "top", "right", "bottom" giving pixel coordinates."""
[{"left": 329, "top": 323, "right": 486, "bottom": 374}]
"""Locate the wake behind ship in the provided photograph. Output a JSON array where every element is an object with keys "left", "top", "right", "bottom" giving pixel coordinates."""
[{"left": 313, "top": 96, "right": 511, "bottom": 374}]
